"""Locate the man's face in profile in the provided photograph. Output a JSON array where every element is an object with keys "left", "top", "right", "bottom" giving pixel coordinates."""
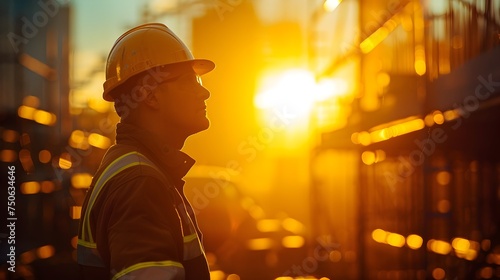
[{"left": 156, "top": 67, "right": 211, "bottom": 137}]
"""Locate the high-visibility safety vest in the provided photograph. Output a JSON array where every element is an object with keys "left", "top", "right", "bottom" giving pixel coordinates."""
[{"left": 77, "top": 151, "right": 205, "bottom": 280}]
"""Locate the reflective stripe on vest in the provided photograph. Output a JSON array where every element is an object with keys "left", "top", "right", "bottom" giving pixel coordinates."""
[
  {"left": 111, "top": 261, "right": 184, "bottom": 280},
  {"left": 78, "top": 151, "right": 161, "bottom": 267},
  {"left": 77, "top": 151, "right": 206, "bottom": 272},
  {"left": 183, "top": 233, "right": 204, "bottom": 260}
]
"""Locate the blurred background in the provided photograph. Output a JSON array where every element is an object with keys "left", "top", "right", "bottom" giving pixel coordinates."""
[{"left": 1, "top": 0, "right": 500, "bottom": 279}]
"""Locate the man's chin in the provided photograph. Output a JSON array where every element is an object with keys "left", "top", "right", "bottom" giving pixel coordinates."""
[{"left": 187, "top": 120, "right": 210, "bottom": 136}]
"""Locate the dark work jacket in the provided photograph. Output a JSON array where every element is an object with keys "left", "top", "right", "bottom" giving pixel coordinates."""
[{"left": 77, "top": 123, "right": 210, "bottom": 280}]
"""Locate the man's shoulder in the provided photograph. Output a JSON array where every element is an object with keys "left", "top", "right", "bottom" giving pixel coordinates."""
[
  {"left": 95, "top": 144, "right": 171, "bottom": 188},
  {"left": 100, "top": 145, "right": 156, "bottom": 171},
  {"left": 93, "top": 149, "right": 175, "bottom": 206}
]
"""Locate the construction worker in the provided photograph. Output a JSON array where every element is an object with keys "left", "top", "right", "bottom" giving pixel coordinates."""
[{"left": 77, "top": 23, "right": 215, "bottom": 280}]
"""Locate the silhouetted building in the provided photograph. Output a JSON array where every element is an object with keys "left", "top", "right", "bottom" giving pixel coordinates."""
[{"left": 0, "top": 1, "right": 77, "bottom": 279}]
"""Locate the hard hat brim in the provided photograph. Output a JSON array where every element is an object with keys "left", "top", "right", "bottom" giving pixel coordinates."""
[{"left": 191, "top": 59, "right": 216, "bottom": 75}]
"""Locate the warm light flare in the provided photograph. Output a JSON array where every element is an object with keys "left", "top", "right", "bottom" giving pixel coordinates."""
[
  {"left": 88, "top": 98, "right": 112, "bottom": 113},
  {"left": 247, "top": 238, "right": 274, "bottom": 250},
  {"left": 424, "top": 113, "right": 435, "bottom": 126},
  {"left": 18, "top": 105, "right": 56, "bottom": 126},
  {"left": 372, "top": 229, "right": 387, "bottom": 243},
  {"left": 69, "top": 130, "right": 90, "bottom": 150},
  {"left": 34, "top": 110, "right": 57, "bottom": 126},
  {"left": 360, "top": 27, "right": 389, "bottom": 54},
  {"left": 39, "top": 150, "right": 52, "bottom": 163},
  {"left": 209, "top": 270, "right": 226, "bottom": 280},
  {"left": 323, "top": 0, "right": 342, "bottom": 12},
  {"left": 59, "top": 153, "right": 72, "bottom": 170},
  {"left": 71, "top": 173, "right": 93, "bottom": 189},
  {"left": 433, "top": 111, "right": 445, "bottom": 124},
  {"left": 432, "top": 268, "right": 446, "bottom": 280},
  {"left": 414, "top": 45, "right": 426, "bottom": 76},
  {"left": 70, "top": 206, "right": 82, "bottom": 219},
  {"left": 71, "top": 236, "right": 78, "bottom": 249},
  {"left": 40, "top": 181, "right": 56, "bottom": 193},
  {"left": 36, "top": 245, "right": 55, "bottom": 259},
  {"left": 358, "top": 131, "right": 371, "bottom": 146},
  {"left": 2, "top": 129, "right": 19, "bottom": 143},
  {"left": 226, "top": 274, "right": 241, "bottom": 280},
  {"left": 255, "top": 69, "right": 316, "bottom": 118},
  {"left": 407, "top": 234, "right": 423, "bottom": 249},
  {"left": 360, "top": 19, "right": 399, "bottom": 54},
  {"left": 282, "top": 218, "right": 305, "bottom": 234},
  {"left": 452, "top": 237, "right": 479, "bottom": 260},
  {"left": 18, "top": 105, "right": 37, "bottom": 120},
  {"left": 428, "top": 239, "right": 452, "bottom": 255},
  {"left": 362, "top": 151, "right": 376, "bottom": 165},
  {"left": 481, "top": 239, "right": 491, "bottom": 251},
  {"left": 329, "top": 250, "right": 342, "bottom": 262},
  {"left": 257, "top": 219, "right": 281, "bottom": 232},
  {"left": 248, "top": 205, "right": 265, "bottom": 219},
  {"left": 88, "top": 133, "right": 111, "bottom": 149},
  {"left": 479, "top": 267, "right": 493, "bottom": 279},
  {"left": 361, "top": 150, "right": 386, "bottom": 165},
  {"left": 255, "top": 69, "right": 350, "bottom": 121},
  {"left": 436, "top": 171, "right": 451, "bottom": 185},
  {"left": 21, "top": 181, "right": 41, "bottom": 195},
  {"left": 1, "top": 149, "right": 17, "bottom": 163},
  {"left": 19, "top": 148, "right": 35, "bottom": 173},
  {"left": 19, "top": 53, "right": 56, "bottom": 80},
  {"left": 282, "top": 235, "right": 305, "bottom": 248},
  {"left": 353, "top": 117, "right": 425, "bottom": 145},
  {"left": 415, "top": 59, "right": 426, "bottom": 76},
  {"left": 487, "top": 252, "right": 500, "bottom": 265},
  {"left": 443, "top": 109, "right": 460, "bottom": 121},
  {"left": 20, "top": 250, "right": 36, "bottom": 264},
  {"left": 315, "top": 78, "right": 349, "bottom": 101},
  {"left": 375, "top": 118, "right": 425, "bottom": 141},
  {"left": 71, "top": 130, "right": 86, "bottom": 144},
  {"left": 464, "top": 249, "right": 478, "bottom": 261},
  {"left": 373, "top": 229, "right": 421, "bottom": 249},
  {"left": 452, "top": 237, "right": 470, "bottom": 253},
  {"left": 377, "top": 72, "right": 391, "bottom": 87},
  {"left": 387, "top": 233, "right": 405, "bottom": 247},
  {"left": 23, "top": 95, "right": 40, "bottom": 108},
  {"left": 437, "top": 199, "right": 451, "bottom": 213}
]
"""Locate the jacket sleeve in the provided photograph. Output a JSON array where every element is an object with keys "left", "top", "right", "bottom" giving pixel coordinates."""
[{"left": 101, "top": 176, "right": 185, "bottom": 280}]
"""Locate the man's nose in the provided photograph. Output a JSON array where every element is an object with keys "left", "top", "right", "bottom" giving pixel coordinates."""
[{"left": 197, "top": 85, "right": 210, "bottom": 100}]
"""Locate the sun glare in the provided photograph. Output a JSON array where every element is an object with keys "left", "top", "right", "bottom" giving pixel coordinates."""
[
  {"left": 324, "top": 0, "right": 342, "bottom": 12},
  {"left": 255, "top": 69, "right": 317, "bottom": 118},
  {"left": 255, "top": 69, "right": 348, "bottom": 122}
]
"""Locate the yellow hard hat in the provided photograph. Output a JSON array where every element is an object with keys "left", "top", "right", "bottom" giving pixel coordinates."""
[{"left": 103, "top": 23, "right": 215, "bottom": 101}]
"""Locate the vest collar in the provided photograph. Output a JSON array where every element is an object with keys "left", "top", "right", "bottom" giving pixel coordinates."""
[{"left": 114, "top": 123, "right": 195, "bottom": 183}]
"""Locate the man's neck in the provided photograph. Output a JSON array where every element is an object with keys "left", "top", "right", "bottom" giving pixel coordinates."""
[{"left": 140, "top": 123, "right": 186, "bottom": 151}]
